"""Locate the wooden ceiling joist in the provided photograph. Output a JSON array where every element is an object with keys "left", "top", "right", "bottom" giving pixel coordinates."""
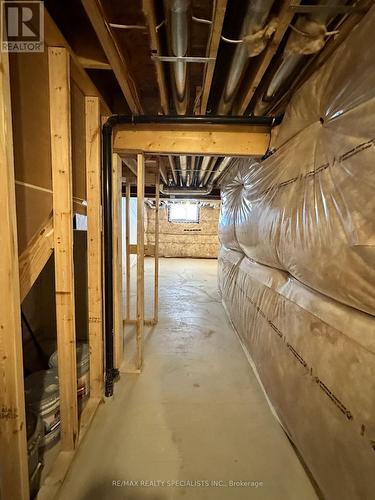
[
  {"left": 143, "top": 0, "right": 170, "bottom": 115},
  {"left": 200, "top": 0, "right": 228, "bottom": 114},
  {"left": 235, "top": 0, "right": 298, "bottom": 115},
  {"left": 114, "top": 124, "right": 270, "bottom": 156},
  {"left": 82, "top": 0, "right": 143, "bottom": 114}
]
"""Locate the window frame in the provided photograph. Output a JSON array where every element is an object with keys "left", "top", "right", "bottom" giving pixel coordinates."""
[{"left": 167, "top": 203, "right": 200, "bottom": 224}]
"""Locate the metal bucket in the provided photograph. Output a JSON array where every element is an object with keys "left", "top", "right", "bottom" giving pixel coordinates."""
[
  {"left": 24, "top": 369, "right": 60, "bottom": 448},
  {"left": 26, "top": 409, "right": 43, "bottom": 496},
  {"left": 49, "top": 342, "right": 90, "bottom": 407}
]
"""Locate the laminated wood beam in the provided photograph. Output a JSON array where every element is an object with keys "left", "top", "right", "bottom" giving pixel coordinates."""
[
  {"left": 0, "top": 49, "right": 29, "bottom": 500},
  {"left": 44, "top": 9, "right": 110, "bottom": 115},
  {"left": 114, "top": 124, "right": 270, "bottom": 156},
  {"left": 143, "top": 0, "right": 170, "bottom": 114},
  {"left": 48, "top": 47, "right": 78, "bottom": 451},
  {"left": 235, "top": 0, "right": 298, "bottom": 115},
  {"left": 200, "top": 0, "right": 228, "bottom": 114},
  {"left": 112, "top": 154, "right": 124, "bottom": 369},
  {"left": 19, "top": 215, "right": 54, "bottom": 303},
  {"left": 85, "top": 96, "right": 104, "bottom": 399},
  {"left": 82, "top": 0, "right": 143, "bottom": 114},
  {"left": 136, "top": 154, "right": 145, "bottom": 369}
]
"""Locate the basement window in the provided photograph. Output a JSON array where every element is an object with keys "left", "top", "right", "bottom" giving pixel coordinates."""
[{"left": 168, "top": 203, "right": 200, "bottom": 224}]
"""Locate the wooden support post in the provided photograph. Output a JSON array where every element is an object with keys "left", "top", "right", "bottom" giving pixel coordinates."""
[
  {"left": 0, "top": 49, "right": 29, "bottom": 500},
  {"left": 125, "top": 181, "right": 131, "bottom": 320},
  {"left": 112, "top": 153, "right": 123, "bottom": 369},
  {"left": 154, "top": 169, "right": 160, "bottom": 324},
  {"left": 136, "top": 154, "right": 145, "bottom": 369},
  {"left": 48, "top": 47, "right": 78, "bottom": 451},
  {"left": 85, "top": 96, "right": 103, "bottom": 399}
]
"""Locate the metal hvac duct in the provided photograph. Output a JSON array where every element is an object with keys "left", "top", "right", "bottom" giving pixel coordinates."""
[
  {"left": 218, "top": 0, "right": 275, "bottom": 115},
  {"left": 160, "top": 185, "right": 214, "bottom": 196},
  {"left": 166, "top": 0, "right": 191, "bottom": 115}
]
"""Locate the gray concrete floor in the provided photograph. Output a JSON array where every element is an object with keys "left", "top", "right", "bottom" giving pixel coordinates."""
[{"left": 57, "top": 258, "right": 317, "bottom": 500}]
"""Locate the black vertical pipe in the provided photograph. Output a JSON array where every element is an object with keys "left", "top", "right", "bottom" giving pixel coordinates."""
[
  {"left": 102, "top": 122, "right": 118, "bottom": 396},
  {"left": 102, "top": 114, "right": 281, "bottom": 396}
]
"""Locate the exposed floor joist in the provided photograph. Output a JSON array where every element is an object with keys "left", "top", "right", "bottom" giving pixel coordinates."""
[
  {"left": 82, "top": 0, "right": 143, "bottom": 114},
  {"left": 200, "top": 0, "right": 228, "bottom": 114},
  {"left": 143, "top": 0, "right": 170, "bottom": 114}
]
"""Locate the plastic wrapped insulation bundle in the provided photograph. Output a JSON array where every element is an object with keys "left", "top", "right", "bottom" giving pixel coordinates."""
[
  {"left": 218, "top": 247, "right": 375, "bottom": 500},
  {"left": 219, "top": 5, "right": 375, "bottom": 316},
  {"left": 218, "top": 5, "right": 375, "bottom": 500}
]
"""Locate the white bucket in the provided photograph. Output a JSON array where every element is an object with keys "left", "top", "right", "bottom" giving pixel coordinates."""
[
  {"left": 25, "top": 369, "right": 60, "bottom": 449},
  {"left": 49, "top": 342, "right": 90, "bottom": 407}
]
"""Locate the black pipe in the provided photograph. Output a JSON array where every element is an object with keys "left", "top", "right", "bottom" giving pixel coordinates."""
[{"left": 102, "top": 113, "right": 281, "bottom": 396}]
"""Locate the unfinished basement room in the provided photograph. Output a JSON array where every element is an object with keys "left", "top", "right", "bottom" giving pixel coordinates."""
[{"left": 1, "top": 1, "right": 375, "bottom": 499}]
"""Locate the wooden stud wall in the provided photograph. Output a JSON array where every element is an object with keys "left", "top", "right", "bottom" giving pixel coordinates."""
[{"left": 3, "top": 7, "right": 114, "bottom": 495}]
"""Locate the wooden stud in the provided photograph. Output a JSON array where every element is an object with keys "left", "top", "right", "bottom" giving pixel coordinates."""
[
  {"left": 48, "top": 47, "right": 78, "bottom": 451},
  {"left": 125, "top": 181, "right": 131, "bottom": 320},
  {"left": 200, "top": 0, "right": 228, "bottom": 114},
  {"left": 154, "top": 169, "right": 160, "bottom": 324},
  {"left": 114, "top": 124, "right": 270, "bottom": 156},
  {"left": 136, "top": 154, "right": 145, "bottom": 369},
  {"left": 85, "top": 96, "right": 104, "bottom": 399},
  {"left": 19, "top": 215, "right": 54, "bottom": 303},
  {"left": 0, "top": 48, "right": 29, "bottom": 500},
  {"left": 81, "top": 0, "right": 143, "bottom": 114},
  {"left": 143, "top": 0, "right": 170, "bottom": 114},
  {"left": 235, "top": 0, "right": 298, "bottom": 115},
  {"left": 113, "top": 154, "right": 124, "bottom": 369}
]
